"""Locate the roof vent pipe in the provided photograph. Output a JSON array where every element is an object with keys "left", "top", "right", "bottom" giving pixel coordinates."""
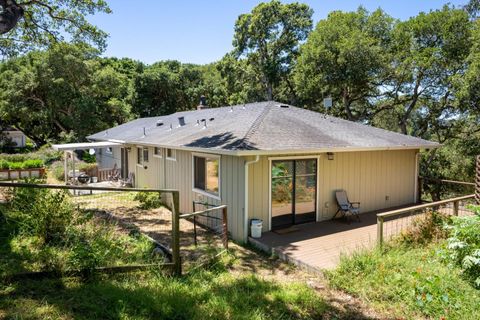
[
  {"left": 178, "top": 116, "right": 186, "bottom": 126},
  {"left": 156, "top": 120, "right": 164, "bottom": 127},
  {"left": 202, "top": 119, "right": 207, "bottom": 129},
  {"left": 230, "top": 106, "right": 234, "bottom": 112}
]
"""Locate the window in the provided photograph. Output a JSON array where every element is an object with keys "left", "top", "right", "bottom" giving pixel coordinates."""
[
  {"left": 137, "top": 147, "right": 142, "bottom": 165},
  {"left": 193, "top": 155, "right": 220, "bottom": 197},
  {"left": 137, "top": 147, "right": 149, "bottom": 165},
  {"left": 154, "top": 147, "right": 162, "bottom": 157},
  {"left": 143, "top": 147, "right": 149, "bottom": 163},
  {"left": 166, "top": 148, "right": 176, "bottom": 160}
]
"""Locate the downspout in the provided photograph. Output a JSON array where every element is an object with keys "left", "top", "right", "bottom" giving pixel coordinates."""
[
  {"left": 414, "top": 151, "right": 420, "bottom": 203},
  {"left": 244, "top": 155, "right": 260, "bottom": 242}
]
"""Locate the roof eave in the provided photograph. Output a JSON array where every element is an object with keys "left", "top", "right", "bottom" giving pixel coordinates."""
[{"left": 90, "top": 137, "right": 440, "bottom": 156}]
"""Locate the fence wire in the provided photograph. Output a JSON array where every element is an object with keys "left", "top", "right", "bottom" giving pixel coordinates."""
[
  {"left": 0, "top": 182, "right": 179, "bottom": 278},
  {"left": 380, "top": 198, "right": 476, "bottom": 243}
]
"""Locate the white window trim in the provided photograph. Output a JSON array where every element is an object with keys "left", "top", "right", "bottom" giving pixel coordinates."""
[
  {"left": 153, "top": 147, "right": 163, "bottom": 158},
  {"left": 166, "top": 148, "right": 177, "bottom": 161},
  {"left": 191, "top": 152, "right": 221, "bottom": 200}
]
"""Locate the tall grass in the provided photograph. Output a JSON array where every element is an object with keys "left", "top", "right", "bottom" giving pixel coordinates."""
[
  {"left": 327, "top": 245, "right": 480, "bottom": 319},
  {"left": 0, "top": 254, "right": 328, "bottom": 320}
]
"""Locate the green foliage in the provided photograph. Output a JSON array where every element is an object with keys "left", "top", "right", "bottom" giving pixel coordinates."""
[
  {"left": 0, "top": 188, "right": 160, "bottom": 275},
  {"left": 9, "top": 187, "right": 75, "bottom": 244},
  {"left": 134, "top": 192, "right": 164, "bottom": 210},
  {"left": 328, "top": 244, "right": 480, "bottom": 319},
  {"left": 22, "top": 159, "right": 44, "bottom": 169},
  {"left": 0, "top": 258, "right": 327, "bottom": 319},
  {"left": 398, "top": 211, "right": 451, "bottom": 245},
  {"left": 0, "top": 159, "right": 9, "bottom": 169},
  {"left": 233, "top": 0, "right": 313, "bottom": 101},
  {"left": 0, "top": 43, "right": 133, "bottom": 144},
  {"left": 295, "top": 7, "right": 393, "bottom": 120},
  {"left": 444, "top": 205, "right": 480, "bottom": 287},
  {"left": 82, "top": 151, "right": 96, "bottom": 163},
  {"left": 0, "top": 158, "right": 44, "bottom": 170},
  {"left": 0, "top": 0, "right": 111, "bottom": 57}
]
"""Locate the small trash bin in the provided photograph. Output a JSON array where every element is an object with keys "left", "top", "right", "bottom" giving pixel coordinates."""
[{"left": 251, "top": 219, "right": 263, "bottom": 238}]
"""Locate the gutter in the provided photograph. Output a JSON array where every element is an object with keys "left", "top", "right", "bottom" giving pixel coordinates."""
[
  {"left": 244, "top": 155, "right": 260, "bottom": 242},
  {"left": 414, "top": 151, "right": 420, "bottom": 203},
  {"left": 91, "top": 137, "right": 441, "bottom": 157}
]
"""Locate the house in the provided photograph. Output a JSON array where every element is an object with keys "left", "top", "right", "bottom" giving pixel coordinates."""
[
  {"left": 1, "top": 127, "right": 27, "bottom": 148},
  {"left": 87, "top": 101, "right": 439, "bottom": 242}
]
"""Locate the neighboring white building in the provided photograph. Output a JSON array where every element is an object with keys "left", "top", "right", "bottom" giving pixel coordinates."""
[{"left": 1, "top": 127, "right": 27, "bottom": 148}]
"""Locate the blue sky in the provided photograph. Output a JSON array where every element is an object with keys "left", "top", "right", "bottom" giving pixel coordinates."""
[{"left": 90, "top": 0, "right": 467, "bottom": 65}]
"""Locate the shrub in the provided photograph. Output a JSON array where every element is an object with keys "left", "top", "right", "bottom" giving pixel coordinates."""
[
  {"left": 82, "top": 151, "right": 96, "bottom": 163},
  {"left": 50, "top": 161, "right": 66, "bottom": 181},
  {"left": 9, "top": 187, "right": 75, "bottom": 244},
  {"left": 0, "top": 159, "right": 9, "bottom": 169},
  {"left": 444, "top": 205, "right": 480, "bottom": 287},
  {"left": 79, "top": 163, "right": 98, "bottom": 176},
  {"left": 8, "top": 162, "right": 23, "bottom": 170},
  {"left": 0, "top": 154, "right": 31, "bottom": 163},
  {"left": 398, "top": 211, "right": 451, "bottom": 246},
  {"left": 22, "top": 159, "right": 44, "bottom": 168},
  {"left": 134, "top": 192, "right": 164, "bottom": 209}
]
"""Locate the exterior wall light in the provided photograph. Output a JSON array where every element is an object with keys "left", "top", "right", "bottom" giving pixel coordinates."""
[{"left": 327, "top": 152, "right": 334, "bottom": 160}]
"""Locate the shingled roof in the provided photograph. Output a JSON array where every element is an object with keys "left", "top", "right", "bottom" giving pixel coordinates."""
[{"left": 88, "top": 101, "right": 439, "bottom": 155}]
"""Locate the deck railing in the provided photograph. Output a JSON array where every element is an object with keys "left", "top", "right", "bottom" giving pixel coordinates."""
[{"left": 377, "top": 194, "right": 475, "bottom": 247}]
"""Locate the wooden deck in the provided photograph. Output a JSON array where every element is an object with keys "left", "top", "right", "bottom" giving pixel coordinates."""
[{"left": 248, "top": 204, "right": 471, "bottom": 273}]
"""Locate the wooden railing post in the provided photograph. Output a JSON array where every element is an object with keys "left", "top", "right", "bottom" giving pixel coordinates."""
[
  {"left": 222, "top": 206, "right": 228, "bottom": 250},
  {"left": 476, "top": 155, "right": 480, "bottom": 205},
  {"left": 171, "top": 191, "right": 181, "bottom": 276},
  {"left": 377, "top": 216, "right": 384, "bottom": 249},
  {"left": 453, "top": 200, "right": 459, "bottom": 216}
]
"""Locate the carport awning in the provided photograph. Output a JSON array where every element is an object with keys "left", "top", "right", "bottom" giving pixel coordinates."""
[{"left": 52, "top": 141, "right": 122, "bottom": 151}]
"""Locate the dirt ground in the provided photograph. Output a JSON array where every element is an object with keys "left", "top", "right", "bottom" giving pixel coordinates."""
[{"left": 84, "top": 195, "right": 386, "bottom": 320}]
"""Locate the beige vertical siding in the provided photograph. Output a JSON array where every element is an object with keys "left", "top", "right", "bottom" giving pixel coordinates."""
[
  {"left": 132, "top": 147, "right": 247, "bottom": 241},
  {"left": 248, "top": 150, "right": 419, "bottom": 231}
]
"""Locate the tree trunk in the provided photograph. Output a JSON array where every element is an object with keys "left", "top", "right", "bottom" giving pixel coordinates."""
[
  {"left": 0, "top": 0, "right": 24, "bottom": 35},
  {"left": 266, "top": 81, "right": 273, "bottom": 101}
]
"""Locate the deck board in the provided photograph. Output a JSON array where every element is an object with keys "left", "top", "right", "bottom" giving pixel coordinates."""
[{"left": 248, "top": 205, "right": 472, "bottom": 272}]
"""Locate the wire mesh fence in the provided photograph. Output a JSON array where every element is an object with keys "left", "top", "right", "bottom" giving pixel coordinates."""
[
  {"left": 0, "top": 182, "right": 180, "bottom": 278},
  {"left": 420, "top": 177, "right": 476, "bottom": 201},
  {"left": 377, "top": 195, "right": 476, "bottom": 246},
  {"left": 0, "top": 181, "right": 232, "bottom": 278}
]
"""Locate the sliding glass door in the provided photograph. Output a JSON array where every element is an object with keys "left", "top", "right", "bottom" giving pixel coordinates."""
[{"left": 271, "top": 159, "right": 317, "bottom": 229}]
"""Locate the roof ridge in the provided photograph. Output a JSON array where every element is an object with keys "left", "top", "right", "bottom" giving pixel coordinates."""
[{"left": 237, "top": 103, "right": 273, "bottom": 149}]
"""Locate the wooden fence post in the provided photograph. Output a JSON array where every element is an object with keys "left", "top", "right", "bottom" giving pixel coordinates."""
[
  {"left": 476, "top": 155, "right": 480, "bottom": 205},
  {"left": 171, "top": 191, "right": 181, "bottom": 276},
  {"left": 377, "top": 216, "right": 384, "bottom": 249},
  {"left": 453, "top": 200, "right": 459, "bottom": 216},
  {"left": 222, "top": 206, "right": 228, "bottom": 250}
]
